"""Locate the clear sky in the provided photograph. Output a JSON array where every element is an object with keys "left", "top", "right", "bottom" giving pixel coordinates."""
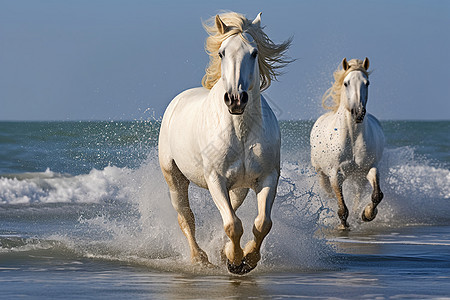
[{"left": 1, "top": 0, "right": 449, "bottom": 121}]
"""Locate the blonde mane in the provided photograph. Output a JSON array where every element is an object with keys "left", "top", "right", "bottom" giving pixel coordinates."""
[
  {"left": 201, "top": 12, "right": 292, "bottom": 91},
  {"left": 322, "top": 59, "right": 371, "bottom": 112}
]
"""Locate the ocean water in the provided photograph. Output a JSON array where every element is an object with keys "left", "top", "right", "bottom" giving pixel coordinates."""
[{"left": 0, "top": 120, "right": 449, "bottom": 299}]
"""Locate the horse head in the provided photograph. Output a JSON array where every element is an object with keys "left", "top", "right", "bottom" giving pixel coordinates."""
[
  {"left": 215, "top": 14, "right": 261, "bottom": 115},
  {"left": 342, "top": 57, "right": 370, "bottom": 123}
]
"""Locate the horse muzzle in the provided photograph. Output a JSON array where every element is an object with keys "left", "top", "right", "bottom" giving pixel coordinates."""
[
  {"left": 352, "top": 107, "right": 366, "bottom": 123},
  {"left": 224, "top": 92, "right": 248, "bottom": 115}
]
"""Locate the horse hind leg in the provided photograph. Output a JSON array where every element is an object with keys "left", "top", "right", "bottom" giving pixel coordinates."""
[
  {"left": 352, "top": 177, "right": 366, "bottom": 214},
  {"left": 362, "top": 167, "right": 384, "bottom": 222},
  {"left": 230, "top": 188, "right": 249, "bottom": 211},
  {"left": 318, "top": 170, "right": 334, "bottom": 198},
  {"left": 161, "top": 160, "right": 210, "bottom": 265}
]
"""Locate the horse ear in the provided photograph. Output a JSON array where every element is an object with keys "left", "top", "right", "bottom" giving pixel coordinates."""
[
  {"left": 342, "top": 58, "right": 349, "bottom": 71},
  {"left": 363, "top": 57, "right": 370, "bottom": 70},
  {"left": 215, "top": 15, "right": 229, "bottom": 34},
  {"left": 252, "top": 12, "right": 262, "bottom": 27}
]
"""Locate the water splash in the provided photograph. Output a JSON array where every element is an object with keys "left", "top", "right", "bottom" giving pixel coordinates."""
[{"left": 1, "top": 142, "right": 449, "bottom": 272}]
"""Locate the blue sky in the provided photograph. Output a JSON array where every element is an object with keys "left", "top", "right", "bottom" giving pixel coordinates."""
[{"left": 0, "top": 0, "right": 449, "bottom": 121}]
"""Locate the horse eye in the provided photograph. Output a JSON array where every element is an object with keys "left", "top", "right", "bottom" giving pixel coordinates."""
[{"left": 251, "top": 50, "right": 258, "bottom": 58}]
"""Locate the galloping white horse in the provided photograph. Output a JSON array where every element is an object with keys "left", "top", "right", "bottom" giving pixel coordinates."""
[
  {"left": 310, "top": 58, "right": 385, "bottom": 229},
  {"left": 158, "top": 12, "right": 292, "bottom": 274}
]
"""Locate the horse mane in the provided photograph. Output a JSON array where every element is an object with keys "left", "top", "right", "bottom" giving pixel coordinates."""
[
  {"left": 322, "top": 59, "right": 371, "bottom": 112},
  {"left": 201, "top": 12, "right": 293, "bottom": 91}
]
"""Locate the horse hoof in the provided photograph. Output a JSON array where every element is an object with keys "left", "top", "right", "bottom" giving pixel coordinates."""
[
  {"left": 338, "top": 224, "right": 350, "bottom": 231},
  {"left": 362, "top": 207, "right": 378, "bottom": 222},
  {"left": 227, "top": 259, "right": 256, "bottom": 275}
]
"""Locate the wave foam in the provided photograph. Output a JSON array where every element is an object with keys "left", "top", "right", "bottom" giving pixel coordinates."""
[{"left": 0, "top": 167, "right": 131, "bottom": 204}]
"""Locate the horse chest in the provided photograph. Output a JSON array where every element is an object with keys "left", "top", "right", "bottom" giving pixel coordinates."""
[
  {"left": 312, "top": 123, "right": 371, "bottom": 172},
  {"left": 221, "top": 142, "right": 273, "bottom": 186},
  {"left": 336, "top": 133, "right": 376, "bottom": 173}
]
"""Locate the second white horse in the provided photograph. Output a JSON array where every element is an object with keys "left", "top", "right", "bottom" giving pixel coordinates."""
[{"left": 310, "top": 58, "right": 385, "bottom": 229}]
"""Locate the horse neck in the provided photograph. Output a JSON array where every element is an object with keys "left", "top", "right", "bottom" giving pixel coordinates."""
[{"left": 209, "top": 80, "right": 262, "bottom": 140}]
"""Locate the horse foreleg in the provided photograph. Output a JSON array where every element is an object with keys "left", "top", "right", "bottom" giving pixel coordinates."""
[
  {"left": 207, "top": 178, "right": 244, "bottom": 272},
  {"left": 241, "top": 170, "right": 279, "bottom": 273},
  {"left": 162, "top": 163, "right": 210, "bottom": 265},
  {"left": 219, "top": 188, "right": 249, "bottom": 264},
  {"left": 330, "top": 172, "right": 349, "bottom": 230},
  {"left": 362, "top": 167, "right": 383, "bottom": 222}
]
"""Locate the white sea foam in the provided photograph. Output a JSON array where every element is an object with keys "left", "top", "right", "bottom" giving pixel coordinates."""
[{"left": 0, "top": 167, "right": 131, "bottom": 204}]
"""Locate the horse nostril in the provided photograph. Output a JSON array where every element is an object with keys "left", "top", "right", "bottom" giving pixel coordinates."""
[
  {"left": 224, "top": 93, "right": 232, "bottom": 106},
  {"left": 240, "top": 92, "right": 248, "bottom": 105},
  {"left": 351, "top": 108, "right": 355, "bottom": 115}
]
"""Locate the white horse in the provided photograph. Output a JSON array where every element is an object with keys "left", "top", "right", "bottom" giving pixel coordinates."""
[
  {"left": 310, "top": 58, "right": 385, "bottom": 230},
  {"left": 158, "top": 12, "right": 292, "bottom": 274}
]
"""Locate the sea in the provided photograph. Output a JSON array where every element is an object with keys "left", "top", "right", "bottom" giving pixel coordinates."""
[{"left": 0, "top": 120, "right": 449, "bottom": 299}]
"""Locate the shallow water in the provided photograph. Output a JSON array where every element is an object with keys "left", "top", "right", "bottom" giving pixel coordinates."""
[
  {"left": 1, "top": 225, "right": 450, "bottom": 299},
  {"left": 0, "top": 121, "right": 449, "bottom": 298}
]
